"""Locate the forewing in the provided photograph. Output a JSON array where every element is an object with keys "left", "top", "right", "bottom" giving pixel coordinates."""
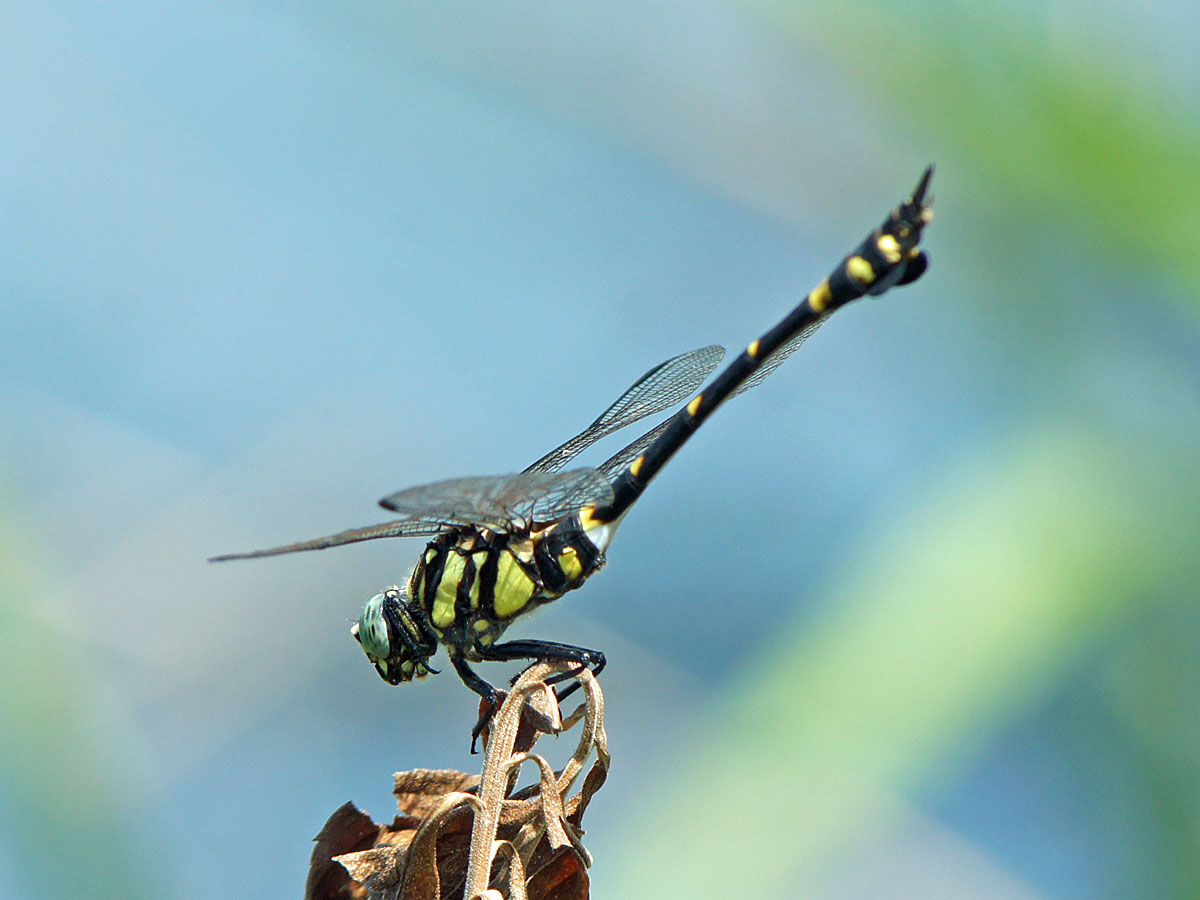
[
  {"left": 379, "top": 469, "right": 613, "bottom": 530},
  {"left": 208, "top": 517, "right": 448, "bottom": 561},
  {"left": 525, "top": 345, "right": 724, "bottom": 473},
  {"left": 521, "top": 468, "right": 614, "bottom": 522}
]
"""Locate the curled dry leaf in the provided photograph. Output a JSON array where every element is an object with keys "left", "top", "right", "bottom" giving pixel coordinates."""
[{"left": 304, "top": 663, "right": 608, "bottom": 900}]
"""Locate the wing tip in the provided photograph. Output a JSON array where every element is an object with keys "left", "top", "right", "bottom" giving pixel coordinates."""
[{"left": 208, "top": 552, "right": 250, "bottom": 563}]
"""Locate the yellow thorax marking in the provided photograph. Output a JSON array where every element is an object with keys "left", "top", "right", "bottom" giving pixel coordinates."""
[
  {"left": 431, "top": 551, "right": 468, "bottom": 628},
  {"left": 557, "top": 545, "right": 583, "bottom": 580},
  {"left": 469, "top": 550, "right": 489, "bottom": 606},
  {"left": 846, "top": 256, "right": 875, "bottom": 285},
  {"left": 492, "top": 550, "right": 536, "bottom": 618}
]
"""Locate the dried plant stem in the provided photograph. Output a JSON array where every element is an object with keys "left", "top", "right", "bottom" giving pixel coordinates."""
[
  {"left": 309, "top": 662, "right": 607, "bottom": 900},
  {"left": 464, "top": 662, "right": 608, "bottom": 899}
]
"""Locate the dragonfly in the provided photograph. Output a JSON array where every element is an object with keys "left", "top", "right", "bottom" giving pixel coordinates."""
[{"left": 212, "top": 167, "right": 934, "bottom": 741}]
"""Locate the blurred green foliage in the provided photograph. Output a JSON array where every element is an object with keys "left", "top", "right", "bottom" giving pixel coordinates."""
[
  {"left": 753, "top": 0, "right": 1200, "bottom": 305},
  {"left": 0, "top": 499, "right": 155, "bottom": 900},
  {"left": 601, "top": 2, "right": 1200, "bottom": 897}
]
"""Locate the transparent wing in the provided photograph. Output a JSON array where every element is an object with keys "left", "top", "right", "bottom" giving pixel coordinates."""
[
  {"left": 525, "top": 345, "right": 725, "bottom": 474},
  {"left": 597, "top": 418, "right": 671, "bottom": 482},
  {"left": 594, "top": 323, "right": 827, "bottom": 481},
  {"left": 211, "top": 469, "right": 616, "bottom": 562},
  {"left": 523, "top": 468, "right": 616, "bottom": 521},
  {"left": 379, "top": 468, "right": 614, "bottom": 529},
  {"left": 208, "top": 517, "right": 450, "bottom": 561},
  {"left": 728, "top": 320, "right": 823, "bottom": 399},
  {"left": 210, "top": 330, "right": 823, "bottom": 563},
  {"left": 720, "top": 321, "right": 825, "bottom": 398}
]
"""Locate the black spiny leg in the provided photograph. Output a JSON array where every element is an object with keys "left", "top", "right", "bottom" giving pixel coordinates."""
[
  {"left": 450, "top": 654, "right": 502, "bottom": 754},
  {"left": 455, "top": 642, "right": 606, "bottom": 752},
  {"left": 480, "top": 639, "right": 606, "bottom": 705}
]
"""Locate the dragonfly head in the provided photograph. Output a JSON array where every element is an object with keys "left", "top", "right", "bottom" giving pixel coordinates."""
[{"left": 351, "top": 585, "right": 438, "bottom": 684}]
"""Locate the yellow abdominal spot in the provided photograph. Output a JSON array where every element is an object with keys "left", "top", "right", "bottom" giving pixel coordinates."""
[
  {"left": 846, "top": 256, "right": 875, "bottom": 285},
  {"left": 492, "top": 552, "right": 536, "bottom": 618},
  {"left": 686, "top": 394, "right": 703, "bottom": 417},
  {"left": 809, "top": 280, "right": 832, "bottom": 312},
  {"left": 432, "top": 552, "right": 468, "bottom": 628},
  {"left": 577, "top": 506, "right": 600, "bottom": 530},
  {"left": 630, "top": 455, "right": 644, "bottom": 478},
  {"left": 747, "top": 339, "right": 761, "bottom": 358},
  {"left": 876, "top": 233, "right": 902, "bottom": 263}
]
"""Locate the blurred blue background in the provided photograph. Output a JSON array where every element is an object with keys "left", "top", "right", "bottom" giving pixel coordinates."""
[{"left": 2, "top": 2, "right": 1198, "bottom": 899}]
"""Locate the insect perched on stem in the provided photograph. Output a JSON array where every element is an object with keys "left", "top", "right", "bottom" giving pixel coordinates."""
[{"left": 212, "top": 168, "right": 934, "bottom": 744}]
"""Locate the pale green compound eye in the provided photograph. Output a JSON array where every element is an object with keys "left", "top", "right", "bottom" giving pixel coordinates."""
[{"left": 355, "top": 591, "right": 391, "bottom": 660}]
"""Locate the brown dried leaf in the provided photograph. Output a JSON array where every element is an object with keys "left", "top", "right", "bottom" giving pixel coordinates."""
[
  {"left": 310, "top": 664, "right": 605, "bottom": 900},
  {"left": 393, "top": 769, "right": 480, "bottom": 818},
  {"left": 304, "top": 803, "right": 388, "bottom": 900},
  {"left": 566, "top": 757, "right": 608, "bottom": 830},
  {"left": 334, "top": 846, "right": 403, "bottom": 896},
  {"left": 395, "top": 792, "right": 480, "bottom": 900},
  {"left": 523, "top": 846, "right": 589, "bottom": 900}
]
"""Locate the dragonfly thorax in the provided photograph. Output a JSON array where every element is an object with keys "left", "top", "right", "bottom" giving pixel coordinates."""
[{"left": 353, "top": 520, "right": 608, "bottom": 678}]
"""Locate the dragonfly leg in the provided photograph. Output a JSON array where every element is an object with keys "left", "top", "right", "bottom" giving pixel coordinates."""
[
  {"left": 451, "top": 654, "right": 501, "bottom": 754},
  {"left": 549, "top": 653, "right": 605, "bottom": 704},
  {"left": 481, "top": 640, "right": 606, "bottom": 705}
]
